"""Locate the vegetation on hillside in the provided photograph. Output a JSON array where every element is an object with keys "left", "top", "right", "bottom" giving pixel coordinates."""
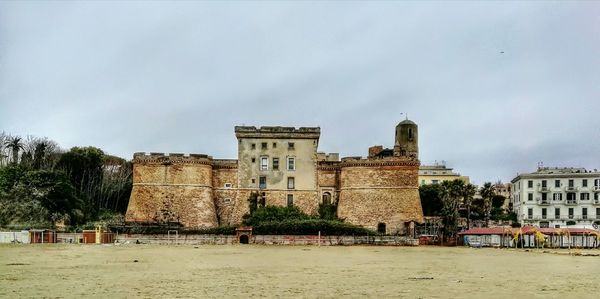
[{"left": 0, "top": 132, "right": 132, "bottom": 229}]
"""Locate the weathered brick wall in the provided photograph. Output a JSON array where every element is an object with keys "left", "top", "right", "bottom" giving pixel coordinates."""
[
  {"left": 125, "top": 154, "right": 218, "bottom": 228},
  {"left": 337, "top": 159, "right": 424, "bottom": 234},
  {"left": 212, "top": 167, "right": 238, "bottom": 225}
]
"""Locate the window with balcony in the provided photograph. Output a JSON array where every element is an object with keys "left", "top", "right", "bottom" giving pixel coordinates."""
[
  {"left": 541, "top": 193, "right": 548, "bottom": 203},
  {"left": 272, "top": 158, "right": 279, "bottom": 170},
  {"left": 542, "top": 180, "right": 547, "bottom": 188},
  {"left": 287, "top": 177, "right": 295, "bottom": 189},
  {"left": 260, "top": 157, "right": 268, "bottom": 170},
  {"left": 541, "top": 208, "right": 547, "bottom": 219},
  {"left": 582, "top": 208, "right": 588, "bottom": 219},
  {"left": 567, "top": 193, "right": 576, "bottom": 204}
]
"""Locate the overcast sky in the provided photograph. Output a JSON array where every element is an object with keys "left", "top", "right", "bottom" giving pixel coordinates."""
[{"left": 1, "top": 1, "right": 599, "bottom": 185}]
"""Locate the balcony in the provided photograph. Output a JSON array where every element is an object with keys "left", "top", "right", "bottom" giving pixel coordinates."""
[
  {"left": 538, "top": 186, "right": 551, "bottom": 193},
  {"left": 593, "top": 186, "right": 600, "bottom": 192},
  {"left": 538, "top": 199, "right": 550, "bottom": 205},
  {"left": 593, "top": 200, "right": 600, "bottom": 205},
  {"left": 565, "top": 186, "right": 578, "bottom": 192},
  {"left": 565, "top": 200, "right": 577, "bottom": 205}
]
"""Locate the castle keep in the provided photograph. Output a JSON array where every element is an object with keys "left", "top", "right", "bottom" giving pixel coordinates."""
[{"left": 125, "top": 120, "right": 424, "bottom": 234}]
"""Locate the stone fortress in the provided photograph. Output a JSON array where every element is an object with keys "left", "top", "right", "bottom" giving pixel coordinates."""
[{"left": 125, "top": 119, "right": 424, "bottom": 234}]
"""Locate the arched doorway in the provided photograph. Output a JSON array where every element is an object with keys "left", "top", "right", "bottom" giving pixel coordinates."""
[
  {"left": 377, "top": 223, "right": 386, "bottom": 234},
  {"left": 322, "top": 192, "right": 331, "bottom": 205},
  {"left": 239, "top": 234, "right": 249, "bottom": 244}
]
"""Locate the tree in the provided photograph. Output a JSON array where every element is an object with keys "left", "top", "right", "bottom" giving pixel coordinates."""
[
  {"left": 4, "top": 135, "right": 23, "bottom": 164},
  {"left": 439, "top": 180, "right": 464, "bottom": 236},
  {"left": 419, "top": 184, "right": 444, "bottom": 216},
  {"left": 462, "top": 183, "right": 477, "bottom": 229},
  {"left": 479, "top": 182, "right": 495, "bottom": 226}
]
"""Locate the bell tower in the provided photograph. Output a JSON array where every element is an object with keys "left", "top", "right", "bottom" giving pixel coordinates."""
[{"left": 393, "top": 118, "right": 418, "bottom": 159}]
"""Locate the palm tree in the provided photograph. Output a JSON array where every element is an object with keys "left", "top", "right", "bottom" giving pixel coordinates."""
[
  {"left": 4, "top": 135, "right": 23, "bottom": 164},
  {"left": 462, "top": 183, "right": 477, "bottom": 229},
  {"left": 480, "top": 182, "right": 495, "bottom": 227}
]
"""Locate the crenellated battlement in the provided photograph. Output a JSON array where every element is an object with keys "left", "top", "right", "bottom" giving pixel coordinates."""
[
  {"left": 235, "top": 126, "right": 320, "bottom": 139},
  {"left": 132, "top": 152, "right": 214, "bottom": 165}
]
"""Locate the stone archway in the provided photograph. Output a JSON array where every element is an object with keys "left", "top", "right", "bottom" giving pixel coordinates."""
[
  {"left": 239, "top": 234, "right": 249, "bottom": 244},
  {"left": 322, "top": 192, "right": 332, "bottom": 205}
]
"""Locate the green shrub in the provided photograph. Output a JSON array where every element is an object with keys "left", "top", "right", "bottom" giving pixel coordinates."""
[{"left": 243, "top": 205, "right": 311, "bottom": 226}]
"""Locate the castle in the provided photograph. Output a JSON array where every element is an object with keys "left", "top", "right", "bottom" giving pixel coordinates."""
[{"left": 125, "top": 119, "right": 424, "bottom": 234}]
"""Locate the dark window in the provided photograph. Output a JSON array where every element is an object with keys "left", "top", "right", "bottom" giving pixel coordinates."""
[
  {"left": 251, "top": 158, "right": 256, "bottom": 163},
  {"left": 555, "top": 180, "right": 560, "bottom": 188},
  {"left": 272, "top": 142, "right": 277, "bottom": 148},
  {"left": 287, "top": 194, "right": 293, "bottom": 207},
  {"left": 583, "top": 179, "right": 588, "bottom": 187},
  {"left": 251, "top": 143, "right": 256, "bottom": 150},
  {"left": 408, "top": 128, "right": 413, "bottom": 140},
  {"left": 528, "top": 193, "right": 533, "bottom": 201},
  {"left": 580, "top": 193, "right": 589, "bottom": 201},
  {"left": 568, "top": 208, "right": 574, "bottom": 218},
  {"left": 259, "top": 176, "right": 266, "bottom": 189},
  {"left": 596, "top": 208, "right": 600, "bottom": 219},
  {"left": 322, "top": 192, "right": 332, "bottom": 205},
  {"left": 272, "top": 158, "right": 279, "bottom": 170},
  {"left": 582, "top": 208, "right": 588, "bottom": 219},
  {"left": 261, "top": 142, "right": 267, "bottom": 149},
  {"left": 568, "top": 179, "right": 574, "bottom": 187},
  {"left": 567, "top": 193, "right": 576, "bottom": 202},
  {"left": 541, "top": 208, "right": 547, "bottom": 219},
  {"left": 528, "top": 208, "right": 533, "bottom": 219},
  {"left": 260, "top": 192, "right": 266, "bottom": 207},
  {"left": 541, "top": 180, "right": 547, "bottom": 188},
  {"left": 528, "top": 180, "right": 533, "bottom": 188},
  {"left": 555, "top": 208, "right": 560, "bottom": 219},
  {"left": 541, "top": 193, "right": 547, "bottom": 201},
  {"left": 288, "top": 142, "right": 295, "bottom": 149},
  {"left": 251, "top": 178, "right": 255, "bottom": 184},
  {"left": 287, "top": 177, "right": 295, "bottom": 189},
  {"left": 377, "top": 223, "right": 386, "bottom": 234}
]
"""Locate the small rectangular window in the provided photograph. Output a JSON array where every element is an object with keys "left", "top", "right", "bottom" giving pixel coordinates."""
[
  {"left": 541, "top": 180, "right": 547, "bottom": 188},
  {"left": 223, "top": 198, "right": 231, "bottom": 204},
  {"left": 580, "top": 193, "right": 589, "bottom": 200},
  {"left": 582, "top": 179, "right": 588, "bottom": 187},
  {"left": 528, "top": 193, "right": 533, "bottom": 201},
  {"left": 287, "top": 177, "right": 295, "bottom": 189},
  {"left": 259, "top": 176, "right": 266, "bottom": 189},
  {"left": 251, "top": 143, "right": 256, "bottom": 150},
  {"left": 555, "top": 208, "right": 560, "bottom": 219},
  {"left": 252, "top": 158, "right": 256, "bottom": 163},
  {"left": 568, "top": 179, "right": 574, "bottom": 187},
  {"left": 528, "top": 208, "right": 533, "bottom": 219},
  {"left": 224, "top": 183, "right": 232, "bottom": 188},
  {"left": 261, "top": 142, "right": 267, "bottom": 149},
  {"left": 287, "top": 157, "right": 295, "bottom": 170},
  {"left": 555, "top": 180, "right": 560, "bottom": 188},
  {"left": 273, "top": 158, "right": 279, "bottom": 170},
  {"left": 528, "top": 180, "right": 533, "bottom": 188},
  {"left": 260, "top": 157, "right": 268, "bottom": 170},
  {"left": 287, "top": 194, "right": 294, "bottom": 207},
  {"left": 288, "top": 142, "right": 295, "bottom": 149},
  {"left": 596, "top": 208, "right": 600, "bottom": 219},
  {"left": 272, "top": 142, "right": 277, "bottom": 148}
]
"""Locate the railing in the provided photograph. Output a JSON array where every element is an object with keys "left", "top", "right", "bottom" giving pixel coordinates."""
[
  {"left": 593, "top": 200, "right": 600, "bottom": 205},
  {"left": 539, "top": 186, "right": 550, "bottom": 192},
  {"left": 565, "top": 200, "right": 577, "bottom": 205},
  {"left": 565, "top": 186, "right": 578, "bottom": 192},
  {"left": 538, "top": 200, "right": 550, "bottom": 205},
  {"left": 593, "top": 186, "right": 600, "bottom": 192}
]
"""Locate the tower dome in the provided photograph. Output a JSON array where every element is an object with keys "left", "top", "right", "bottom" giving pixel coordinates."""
[{"left": 394, "top": 118, "right": 418, "bottom": 159}]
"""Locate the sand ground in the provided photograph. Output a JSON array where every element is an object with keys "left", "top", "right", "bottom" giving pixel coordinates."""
[{"left": 0, "top": 244, "right": 599, "bottom": 298}]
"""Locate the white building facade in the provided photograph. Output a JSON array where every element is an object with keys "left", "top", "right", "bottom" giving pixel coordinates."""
[{"left": 511, "top": 167, "right": 600, "bottom": 228}]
